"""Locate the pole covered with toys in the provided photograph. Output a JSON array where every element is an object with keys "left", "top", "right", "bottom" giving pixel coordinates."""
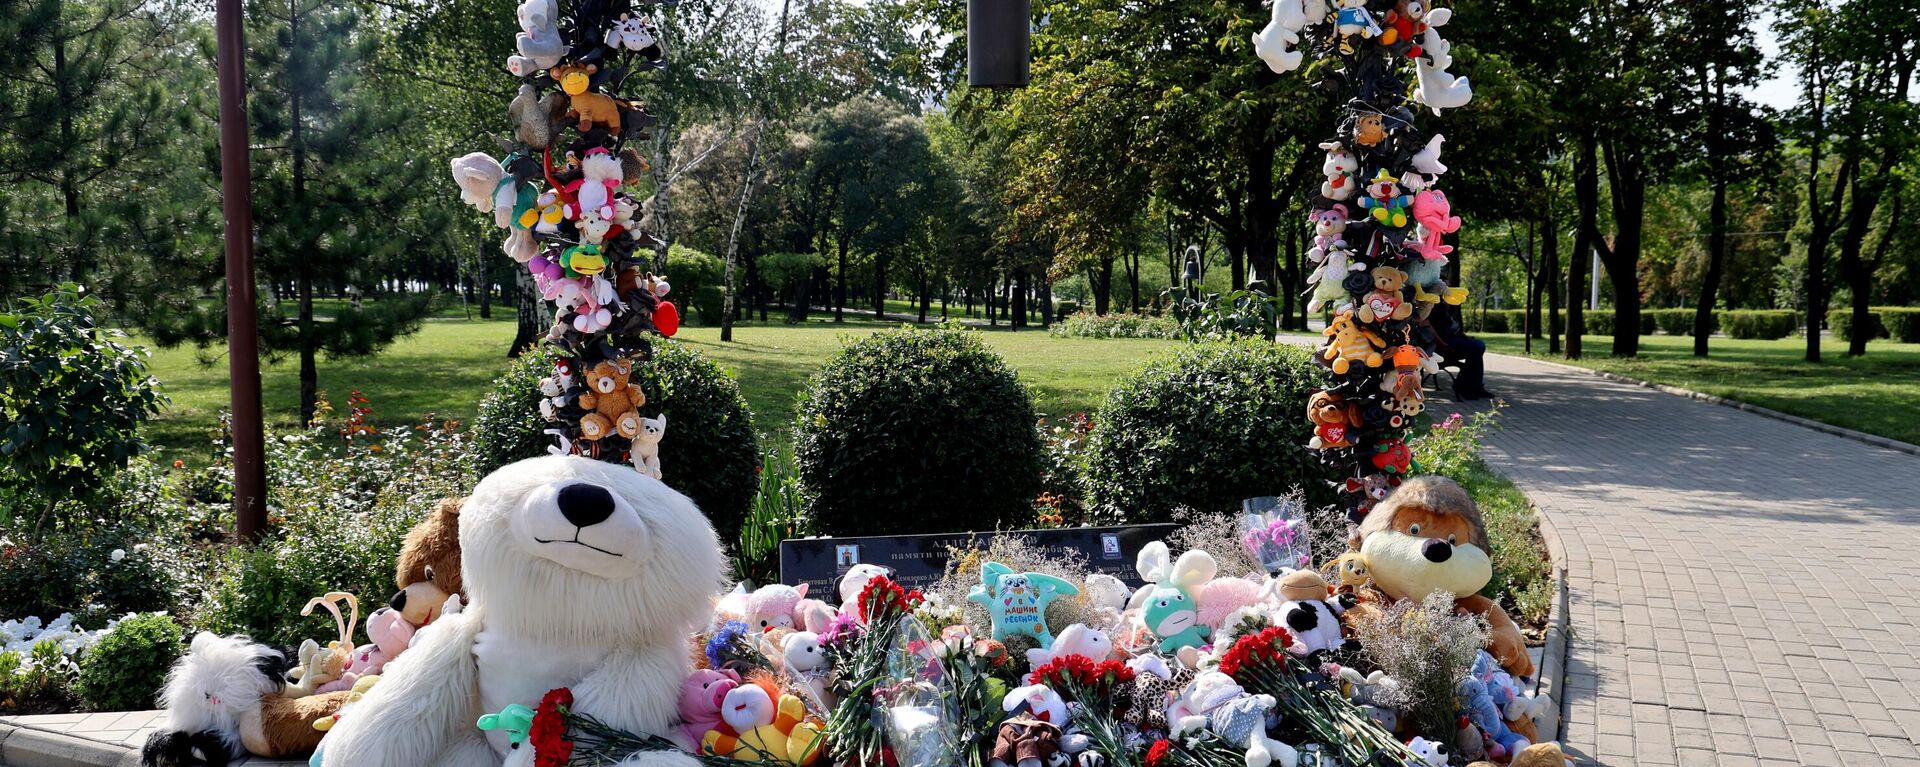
[
  {"left": 1254, "top": 0, "right": 1468, "bottom": 523},
  {"left": 449, "top": 0, "right": 679, "bottom": 472}
]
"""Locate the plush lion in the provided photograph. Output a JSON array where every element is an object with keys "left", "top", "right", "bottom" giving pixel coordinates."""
[{"left": 1346, "top": 476, "right": 1533, "bottom": 678}]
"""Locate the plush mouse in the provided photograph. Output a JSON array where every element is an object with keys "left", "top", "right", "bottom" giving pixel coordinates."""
[{"left": 313, "top": 456, "right": 726, "bottom": 767}]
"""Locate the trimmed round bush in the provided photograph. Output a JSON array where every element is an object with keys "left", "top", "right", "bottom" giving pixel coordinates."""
[
  {"left": 1719, "top": 310, "right": 1798, "bottom": 340},
  {"left": 77, "top": 613, "right": 184, "bottom": 712},
  {"left": 472, "top": 341, "right": 760, "bottom": 539},
  {"left": 794, "top": 327, "right": 1042, "bottom": 535},
  {"left": 1082, "top": 342, "right": 1336, "bottom": 522}
]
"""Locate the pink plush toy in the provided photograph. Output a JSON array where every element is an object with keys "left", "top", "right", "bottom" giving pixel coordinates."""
[
  {"left": 744, "top": 583, "right": 810, "bottom": 632},
  {"left": 1413, "top": 189, "right": 1460, "bottom": 247},
  {"left": 793, "top": 598, "right": 838, "bottom": 634},
  {"left": 678, "top": 668, "right": 742, "bottom": 746},
  {"left": 1198, "top": 576, "right": 1264, "bottom": 630},
  {"left": 315, "top": 607, "right": 416, "bottom": 694}
]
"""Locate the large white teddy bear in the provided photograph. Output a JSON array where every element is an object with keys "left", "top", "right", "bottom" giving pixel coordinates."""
[{"left": 316, "top": 455, "right": 724, "bottom": 767}]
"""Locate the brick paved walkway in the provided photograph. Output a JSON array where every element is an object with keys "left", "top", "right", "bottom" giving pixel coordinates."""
[{"left": 1449, "top": 354, "right": 1920, "bottom": 767}]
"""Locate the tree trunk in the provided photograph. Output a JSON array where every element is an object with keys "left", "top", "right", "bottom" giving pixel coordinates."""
[
  {"left": 1525, "top": 221, "right": 1541, "bottom": 344},
  {"left": 918, "top": 273, "right": 930, "bottom": 322},
  {"left": 1545, "top": 210, "right": 1561, "bottom": 355},
  {"left": 873, "top": 252, "right": 887, "bottom": 320},
  {"left": 1092, "top": 257, "right": 1113, "bottom": 315},
  {"left": 1011, "top": 270, "right": 1028, "bottom": 330},
  {"left": 1567, "top": 134, "right": 1598, "bottom": 360},
  {"left": 834, "top": 234, "right": 847, "bottom": 322},
  {"left": 1695, "top": 168, "right": 1728, "bottom": 356}
]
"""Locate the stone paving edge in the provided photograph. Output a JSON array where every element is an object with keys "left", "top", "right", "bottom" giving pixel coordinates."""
[
  {"left": 0, "top": 720, "right": 139, "bottom": 767},
  {"left": 1490, "top": 352, "right": 1920, "bottom": 457}
]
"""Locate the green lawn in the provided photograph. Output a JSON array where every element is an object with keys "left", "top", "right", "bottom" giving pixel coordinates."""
[
  {"left": 138, "top": 316, "right": 1178, "bottom": 459},
  {"left": 1479, "top": 332, "right": 1920, "bottom": 445}
]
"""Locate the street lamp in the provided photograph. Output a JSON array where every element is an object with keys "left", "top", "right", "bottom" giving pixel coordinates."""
[{"left": 968, "top": 0, "right": 1030, "bottom": 88}]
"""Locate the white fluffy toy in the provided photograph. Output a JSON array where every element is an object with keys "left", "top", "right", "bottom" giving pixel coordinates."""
[{"left": 313, "top": 456, "right": 725, "bottom": 767}]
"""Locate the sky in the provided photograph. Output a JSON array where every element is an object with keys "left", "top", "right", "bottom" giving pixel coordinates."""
[{"left": 1746, "top": 12, "right": 1800, "bottom": 111}]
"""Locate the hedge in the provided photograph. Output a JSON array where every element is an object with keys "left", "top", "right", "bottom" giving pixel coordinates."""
[
  {"left": 1463, "top": 308, "right": 1800, "bottom": 340},
  {"left": 1081, "top": 342, "right": 1338, "bottom": 522},
  {"left": 1829, "top": 307, "right": 1920, "bottom": 343}
]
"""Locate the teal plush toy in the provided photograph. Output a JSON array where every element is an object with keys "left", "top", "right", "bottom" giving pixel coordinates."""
[
  {"left": 967, "top": 562, "right": 1081, "bottom": 648},
  {"left": 1127, "top": 541, "right": 1219, "bottom": 654},
  {"left": 477, "top": 703, "right": 536, "bottom": 747}
]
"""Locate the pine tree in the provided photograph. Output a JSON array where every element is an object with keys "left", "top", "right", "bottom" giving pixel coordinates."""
[{"left": 0, "top": 0, "right": 208, "bottom": 298}]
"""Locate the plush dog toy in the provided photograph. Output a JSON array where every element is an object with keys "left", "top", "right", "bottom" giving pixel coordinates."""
[
  {"left": 142, "top": 634, "right": 354, "bottom": 766},
  {"left": 313, "top": 456, "right": 724, "bottom": 767},
  {"left": 1347, "top": 477, "right": 1533, "bottom": 678},
  {"left": 391, "top": 498, "right": 465, "bottom": 627},
  {"left": 1306, "top": 390, "right": 1363, "bottom": 449}
]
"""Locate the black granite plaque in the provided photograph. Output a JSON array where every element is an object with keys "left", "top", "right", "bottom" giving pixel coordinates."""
[{"left": 778, "top": 524, "right": 1179, "bottom": 597}]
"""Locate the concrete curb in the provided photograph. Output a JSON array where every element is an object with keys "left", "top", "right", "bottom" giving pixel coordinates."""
[
  {"left": 1478, "top": 460, "right": 1572, "bottom": 744},
  {"left": 0, "top": 722, "right": 139, "bottom": 767},
  {"left": 1489, "top": 352, "right": 1920, "bottom": 457}
]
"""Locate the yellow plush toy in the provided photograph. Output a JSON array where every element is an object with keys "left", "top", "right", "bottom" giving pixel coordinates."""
[
  {"left": 1322, "top": 311, "right": 1386, "bottom": 374},
  {"left": 701, "top": 682, "right": 826, "bottom": 765}
]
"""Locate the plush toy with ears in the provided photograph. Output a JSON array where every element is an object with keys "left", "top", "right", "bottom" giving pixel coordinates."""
[
  {"left": 632, "top": 413, "right": 666, "bottom": 479},
  {"left": 1322, "top": 311, "right": 1387, "bottom": 374},
  {"left": 968, "top": 562, "right": 1081, "bottom": 647},
  {"left": 1251, "top": 0, "right": 1308, "bottom": 73},
  {"left": 505, "top": 0, "right": 563, "bottom": 75},
  {"left": 1127, "top": 542, "right": 1216, "bottom": 655},
  {"left": 1357, "top": 266, "right": 1414, "bottom": 323}
]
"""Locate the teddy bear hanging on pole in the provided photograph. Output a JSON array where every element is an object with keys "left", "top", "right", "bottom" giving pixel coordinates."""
[
  {"left": 1252, "top": 0, "right": 1472, "bottom": 523},
  {"left": 449, "top": 0, "right": 679, "bottom": 474}
]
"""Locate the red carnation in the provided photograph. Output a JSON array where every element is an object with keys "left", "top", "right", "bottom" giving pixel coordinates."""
[
  {"left": 529, "top": 688, "right": 575, "bottom": 767},
  {"left": 1146, "top": 738, "right": 1172, "bottom": 767}
]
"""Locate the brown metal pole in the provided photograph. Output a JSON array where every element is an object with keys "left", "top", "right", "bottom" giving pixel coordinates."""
[{"left": 217, "top": 0, "right": 268, "bottom": 541}]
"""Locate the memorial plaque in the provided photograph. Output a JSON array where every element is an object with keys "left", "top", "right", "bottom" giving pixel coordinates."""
[{"left": 779, "top": 524, "right": 1179, "bottom": 596}]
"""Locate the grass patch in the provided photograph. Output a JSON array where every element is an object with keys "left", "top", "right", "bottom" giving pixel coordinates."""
[
  {"left": 1479, "top": 333, "right": 1920, "bottom": 446},
  {"left": 1411, "top": 410, "right": 1554, "bottom": 633},
  {"left": 136, "top": 316, "right": 1178, "bottom": 459}
]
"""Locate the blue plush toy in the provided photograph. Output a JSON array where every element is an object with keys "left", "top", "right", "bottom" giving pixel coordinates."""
[
  {"left": 967, "top": 562, "right": 1080, "bottom": 648},
  {"left": 1458, "top": 651, "right": 1530, "bottom": 758}
]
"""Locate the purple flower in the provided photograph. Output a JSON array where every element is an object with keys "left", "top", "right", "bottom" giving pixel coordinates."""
[{"left": 705, "top": 620, "right": 749, "bottom": 669}]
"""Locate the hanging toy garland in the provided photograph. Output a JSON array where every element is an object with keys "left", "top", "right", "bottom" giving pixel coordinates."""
[
  {"left": 449, "top": 0, "right": 678, "bottom": 472},
  {"left": 1253, "top": 0, "right": 1473, "bottom": 522}
]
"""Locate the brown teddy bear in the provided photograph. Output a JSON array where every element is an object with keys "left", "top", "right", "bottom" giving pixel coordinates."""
[
  {"left": 1345, "top": 476, "right": 1534, "bottom": 678},
  {"left": 577, "top": 358, "right": 647, "bottom": 441},
  {"left": 390, "top": 498, "right": 465, "bottom": 626},
  {"left": 1307, "top": 390, "right": 1362, "bottom": 449},
  {"left": 1357, "top": 265, "right": 1414, "bottom": 323}
]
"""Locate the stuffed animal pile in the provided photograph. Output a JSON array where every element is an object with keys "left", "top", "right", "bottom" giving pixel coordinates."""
[
  {"left": 1257, "top": 0, "right": 1474, "bottom": 525},
  {"left": 449, "top": 0, "right": 676, "bottom": 469}
]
